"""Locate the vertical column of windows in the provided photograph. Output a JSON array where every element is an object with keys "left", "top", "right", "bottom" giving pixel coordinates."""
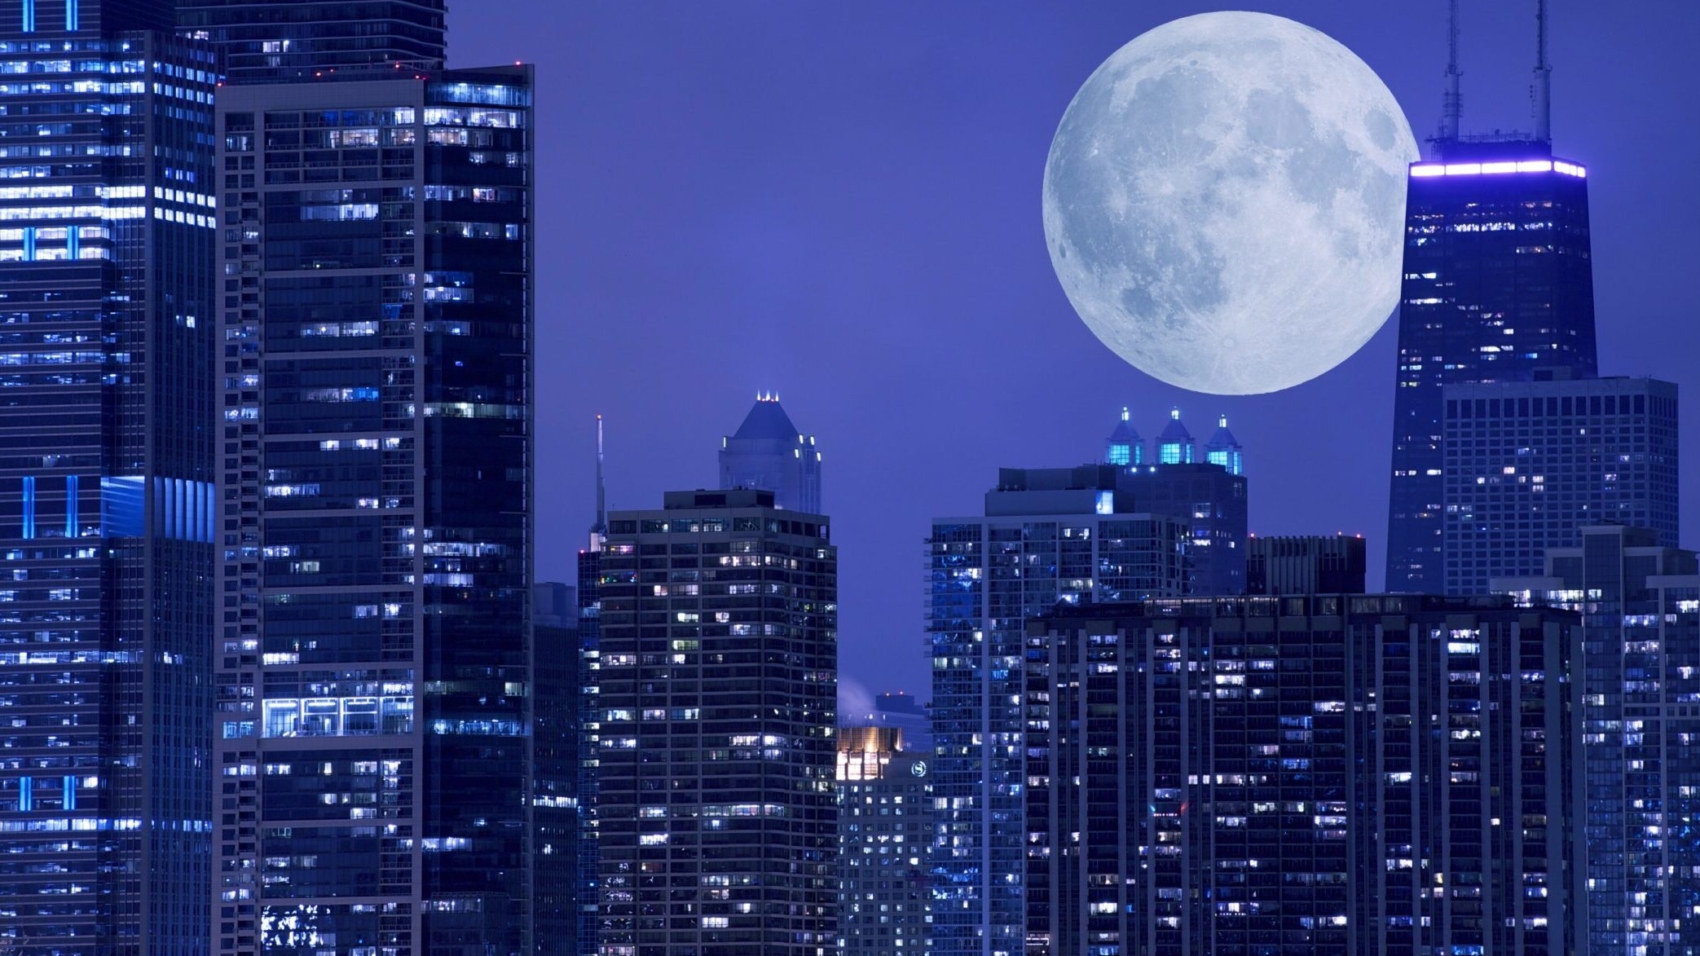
[
  {"left": 20, "top": 0, "right": 32, "bottom": 33},
  {"left": 21, "top": 475, "right": 33, "bottom": 539}
]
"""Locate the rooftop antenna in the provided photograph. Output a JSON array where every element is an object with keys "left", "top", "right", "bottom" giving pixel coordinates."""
[
  {"left": 1440, "top": 0, "right": 1461, "bottom": 141},
  {"left": 590, "top": 414, "right": 607, "bottom": 543},
  {"left": 1533, "top": 0, "right": 1552, "bottom": 142}
]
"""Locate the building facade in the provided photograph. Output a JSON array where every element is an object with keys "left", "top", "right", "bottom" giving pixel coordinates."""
[
  {"left": 595, "top": 489, "right": 838, "bottom": 955},
  {"left": 177, "top": 0, "right": 446, "bottom": 84},
  {"left": 838, "top": 727, "right": 929, "bottom": 955},
  {"left": 1386, "top": 143, "right": 1598, "bottom": 593},
  {"left": 535, "top": 584, "right": 584, "bottom": 955},
  {"left": 209, "top": 68, "right": 534, "bottom": 956},
  {"left": 928, "top": 466, "right": 1188, "bottom": 956},
  {"left": 1443, "top": 376, "right": 1679, "bottom": 595},
  {"left": 0, "top": 3, "right": 218, "bottom": 953},
  {"left": 1026, "top": 596, "right": 1586, "bottom": 956},
  {"left": 1497, "top": 526, "right": 1700, "bottom": 956},
  {"left": 1246, "top": 534, "right": 1367, "bottom": 595},
  {"left": 718, "top": 394, "right": 821, "bottom": 513}
]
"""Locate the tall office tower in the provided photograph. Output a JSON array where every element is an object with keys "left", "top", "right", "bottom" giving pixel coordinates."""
[
  {"left": 837, "top": 727, "right": 929, "bottom": 956},
  {"left": 1103, "top": 407, "right": 1144, "bottom": 466},
  {"left": 596, "top": 489, "right": 839, "bottom": 955},
  {"left": 176, "top": 0, "right": 445, "bottom": 84},
  {"left": 1386, "top": 2, "right": 1598, "bottom": 592},
  {"left": 928, "top": 466, "right": 1188, "bottom": 956},
  {"left": 1496, "top": 527, "right": 1700, "bottom": 955},
  {"left": 210, "top": 67, "right": 534, "bottom": 956},
  {"left": 534, "top": 584, "right": 584, "bottom": 955},
  {"left": 0, "top": 4, "right": 217, "bottom": 953},
  {"left": 718, "top": 393, "right": 821, "bottom": 513},
  {"left": 1025, "top": 596, "right": 1586, "bottom": 956},
  {"left": 1245, "top": 534, "right": 1367, "bottom": 594},
  {"left": 1443, "top": 376, "right": 1679, "bottom": 594},
  {"left": 1103, "top": 409, "right": 1249, "bottom": 595},
  {"left": 573, "top": 416, "right": 608, "bottom": 956}
]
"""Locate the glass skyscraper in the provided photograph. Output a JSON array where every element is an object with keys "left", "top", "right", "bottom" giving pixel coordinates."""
[
  {"left": 718, "top": 394, "right": 821, "bottom": 514},
  {"left": 176, "top": 0, "right": 445, "bottom": 84},
  {"left": 1386, "top": 145, "right": 1598, "bottom": 592},
  {"left": 594, "top": 489, "right": 839, "bottom": 956},
  {"left": 0, "top": 2, "right": 217, "bottom": 952},
  {"left": 208, "top": 67, "right": 534, "bottom": 956},
  {"left": 1026, "top": 596, "right": 1587, "bottom": 956},
  {"left": 928, "top": 466, "right": 1188, "bottom": 956}
]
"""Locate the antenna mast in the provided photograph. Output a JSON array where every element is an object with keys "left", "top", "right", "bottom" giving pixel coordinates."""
[
  {"left": 591, "top": 414, "right": 607, "bottom": 540},
  {"left": 1440, "top": 0, "right": 1461, "bottom": 141},
  {"left": 1533, "top": 0, "right": 1552, "bottom": 142}
]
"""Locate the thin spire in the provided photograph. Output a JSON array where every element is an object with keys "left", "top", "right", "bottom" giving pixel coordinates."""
[
  {"left": 1440, "top": 0, "right": 1461, "bottom": 141},
  {"left": 1533, "top": 0, "right": 1552, "bottom": 142},
  {"left": 592, "top": 414, "right": 606, "bottom": 537}
]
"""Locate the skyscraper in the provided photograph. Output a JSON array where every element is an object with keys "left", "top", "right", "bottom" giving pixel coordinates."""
[
  {"left": 1496, "top": 527, "right": 1700, "bottom": 955},
  {"left": 1245, "top": 533, "right": 1367, "bottom": 595},
  {"left": 177, "top": 0, "right": 446, "bottom": 83},
  {"left": 574, "top": 417, "right": 608, "bottom": 956},
  {"left": 1026, "top": 596, "right": 1586, "bottom": 956},
  {"left": 928, "top": 466, "right": 1188, "bottom": 956},
  {"left": 534, "top": 583, "right": 585, "bottom": 956},
  {"left": 837, "top": 727, "right": 929, "bottom": 956},
  {"left": 1385, "top": 2, "right": 1599, "bottom": 592},
  {"left": 209, "top": 66, "right": 534, "bottom": 956},
  {"left": 718, "top": 393, "right": 821, "bottom": 513},
  {"left": 1103, "top": 408, "right": 1248, "bottom": 595},
  {"left": 595, "top": 489, "right": 839, "bottom": 956},
  {"left": 1444, "top": 376, "right": 1679, "bottom": 594},
  {"left": 0, "top": 3, "right": 218, "bottom": 952}
]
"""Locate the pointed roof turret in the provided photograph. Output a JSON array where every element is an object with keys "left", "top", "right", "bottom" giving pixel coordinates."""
[
  {"left": 1156, "top": 407, "right": 1195, "bottom": 464},
  {"left": 1205, "top": 414, "right": 1244, "bottom": 476},
  {"left": 1104, "top": 407, "right": 1143, "bottom": 466},
  {"left": 729, "top": 391, "right": 801, "bottom": 443}
]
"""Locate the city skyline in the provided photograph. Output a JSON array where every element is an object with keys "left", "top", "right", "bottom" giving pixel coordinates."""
[{"left": 457, "top": 2, "right": 1700, "bottom": 700}]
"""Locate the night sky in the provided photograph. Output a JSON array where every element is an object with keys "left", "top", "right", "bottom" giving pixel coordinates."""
[{"left": 450, "top": 2, "right": 1700, "bottom": 707}]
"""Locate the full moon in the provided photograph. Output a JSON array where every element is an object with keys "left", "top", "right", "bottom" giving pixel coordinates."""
[{"left": 1043, "top": 12, "right": 1419, "bottom": 395}]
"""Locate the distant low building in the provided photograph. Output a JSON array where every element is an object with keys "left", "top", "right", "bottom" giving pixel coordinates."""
[{"left": 1246, "top": 534, "right": 1366, "bottom": 594}]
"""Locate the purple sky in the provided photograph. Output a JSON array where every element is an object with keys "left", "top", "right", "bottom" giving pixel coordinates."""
[{"left": 451, "top": 2, "right": 1700, "bottom": 703}]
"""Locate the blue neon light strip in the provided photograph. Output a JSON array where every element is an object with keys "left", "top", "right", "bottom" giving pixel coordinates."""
[
  {"left": 66, "top": 474, "right": 77, "bottom": 537},
  {"left": 63, "top": 775, "right": 74, "bottom": 811},
  {"left": 22, "top": 476, "right": 34, "bottom": 540},
  {"left": 1410, "top": 159, "right": 1585, "bottom": 179},
  {"left": 65, "top": 0, "right": 77, "bottom": 31},
  {"left": 21, "top": 0, "right": 34, "bottom": 33},
  {"left": 18, "top": 777, "right": 31, "bottom": 812}
]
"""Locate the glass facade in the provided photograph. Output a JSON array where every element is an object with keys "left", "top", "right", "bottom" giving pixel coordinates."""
[
  {"left": 928, "top": 467, "right": 1189, "bottom": 956},
  {"left": 1498, "top": 527, "right": 1700, "bottom": 955},
  {"left": 1026, "top": 596, "right": 1586, "bottom": 956},
  {"left": 595, "top": 490, "right": 838, "bottom": 956},
  {"left": 1386, "top": 140, "right": 1598, "bottom": 593},
  {"left": 210, "top": 68, "right": 533, "bottom": 956},
  {"left": 1443, "top": 377, "right": 1679, "bottom": 595},
  {"left": 176, "top": 0, "right": 446, "bottom": 84},
  {"left": 0, "top": 3, "right": 217, "bottom": 951}
]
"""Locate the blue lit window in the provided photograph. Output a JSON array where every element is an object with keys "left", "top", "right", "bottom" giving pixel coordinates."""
[
  {"left": 17, "top": 776, "right": 30, "bottom": 812},
  {"left": 65, "top": 474, "right": 77, "bottom": 537},
  {"left": 21, "top": 475, "right": 34, "bottom": 539},
  {"left": 21, "top": 0, "right": 34, "bottom": 33},
  {"left": 20, "top": 227, "right": 35, "bottom": 262},
  {"left": 64, "top": 0, "right": 75, "bottom": 30},
  {"left": 1107, "top": 444, "right": 1130, "bottom": 466}
]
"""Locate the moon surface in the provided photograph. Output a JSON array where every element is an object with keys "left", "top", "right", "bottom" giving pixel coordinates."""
[{"left": 1043, "top": 12, "right": 1419, "bottom": 395}]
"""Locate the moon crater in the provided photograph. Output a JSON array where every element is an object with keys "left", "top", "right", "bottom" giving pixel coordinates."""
[{"left": 1043, "top": 11, "right": 1419, "bottom": 395}]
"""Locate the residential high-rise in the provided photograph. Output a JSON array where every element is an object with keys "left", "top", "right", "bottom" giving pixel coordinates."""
[
  {"left": 1246, "top": 534, "right": 1367, "bottom": 594},
  {"left": 1103, "top": 408, "right": 1249, "bottom": 595},
  {"left": 574, "top": 417, "right": 608, "bottom": 956},
  {"left": 837, "top": 727, "right": 929, "bottom": 956},
  {"left": 1026, "top": 596, "right": 1586, "bottom": 956},
  {"left": 209, "top": 67, "right": 534, "bottom": 956},
  {"left": 1443, "top": 376, "right": 1679, "bottom": 594},
  {"left": 0, "top": 4, "right": 218, "bottom": 952},
  {"left": 928, "top": 466, "right": 1188, "bottom": 956},
  {"left": 596, "top": 489, "right": 839, "bottom": 955},
  {"left": 1496, "top": 527, "right": 1700, "bottom": 955},
  {"left": 719, "top": 393, "right": 822, "bottom": 513},
  {"left": 1385, "top": 3, "right": 1599, "bottom": 592},
  {"left": 177, "top": 0, "right": 446, "bottom": 83}
]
